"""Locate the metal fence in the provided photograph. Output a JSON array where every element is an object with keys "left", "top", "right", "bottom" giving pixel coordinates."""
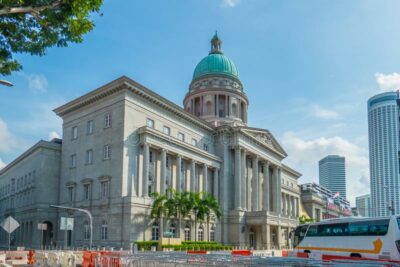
[{"left": 97, "top": 252, "right": 400, "bottom": 267}]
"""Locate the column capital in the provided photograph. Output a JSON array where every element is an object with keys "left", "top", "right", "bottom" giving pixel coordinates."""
[
  {"left": 176, "top": 154, "right": 182, "bottom": 159},
  {"left": 263, "top": 160, "right": 270, "bottom": 167},
  {"left": 161, "top": 148, "right": 167, "bottom": 153}
]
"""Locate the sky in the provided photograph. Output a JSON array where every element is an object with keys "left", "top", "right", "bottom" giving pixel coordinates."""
[{"left": 1, "top": 0, "right": 400, "bottom": 205}]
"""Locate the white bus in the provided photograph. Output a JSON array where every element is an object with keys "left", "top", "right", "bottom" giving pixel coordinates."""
[{"left": 291, "top": 216, "right": 400, "bottom": 262}]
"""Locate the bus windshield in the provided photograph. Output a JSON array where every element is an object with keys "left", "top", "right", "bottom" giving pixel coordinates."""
[{"left": 293, "top": 225, "right": 309, "bottom": 248}]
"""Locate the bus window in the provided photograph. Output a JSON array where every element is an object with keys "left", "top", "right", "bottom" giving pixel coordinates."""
[
  {"left": 293, "top": 225, "right": 308, "bottom": 248},
  {"left": 349, "top": 219, "right": 389, "bottom": 236},
  {"left": 397, "top": 217, "right": 400, "bottom": 229}
]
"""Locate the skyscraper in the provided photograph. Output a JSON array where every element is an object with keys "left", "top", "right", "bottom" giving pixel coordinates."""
[
  {"left": 368, "top": 91, "right": 400, "bottom": 217},
  {"left": 319, "top": 155, "right": 346, "bottom": 199},
  {"left": 355, "top": 194, "right": 371, "bottom": 217}
]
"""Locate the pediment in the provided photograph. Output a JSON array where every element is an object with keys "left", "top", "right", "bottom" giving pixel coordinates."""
[{"left": 240, "top": 127, "right": 287, "bottom": 157}]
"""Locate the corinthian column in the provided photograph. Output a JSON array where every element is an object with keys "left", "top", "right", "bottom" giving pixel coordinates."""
[
  {"left": 176, "top": 155, "right": 182, "bottom": 192},
  {"left": 241, "top": 149, "right": 247, "bottom": 210},
  {"left": 203, "top": 164, "right": 208, "bottom": 194},
  {"left": 191, "top": 160, "right": 196, "bottom": 192},
  {"left": 142, "top": 143, "right": 149, "bottom": 197},
  {"left": 213, "top": 168, "right": 219, "bottom": 201},
  {"left": 234, "top": 146, "right": 241, "bottom": 210},
  {"left": 263, "top": 161, "right": 270, "bottom": 211},
  {"left": 252, "top": 156, "right": 259, "bottom": 211},
  {"left": 160, "top": 149, "right": 167, "bottom": 194}
]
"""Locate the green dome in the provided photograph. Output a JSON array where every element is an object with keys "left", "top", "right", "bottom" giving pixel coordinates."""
[{"left": 192, "top": 53, "right": 239, "bottom": 81}]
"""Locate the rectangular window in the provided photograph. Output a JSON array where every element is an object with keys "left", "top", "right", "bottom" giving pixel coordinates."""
[
  {"left": 149, "top": 151, "right": 153, "bottom": 163},
  {"left": 178, "top": 132, "right": 185, "bottom": 141},
  {"left": 101, "top": 181, "right": 109, "bottom": 198},
  {"left": 104, "top": 113, "right": 112, "bottom": 128},
  {"left": 192, "top": 139, "right": 197, "bottom": 147},
  {"left": 87, "top": 120, "right": 94, "bottom": 135},
  {"left": 203, "top": 144, "right": 208, "bottom": 151},
  {"left": 68, "top": 187, "right": 74, "bottom": 202},
  {"left": 71, "top": 154, "right": 77, "bottom": 168},
  {"left": 147, "top": 118, "right": 154, "bottom": 128},
  {"left": 84, "top": 184, "right": 90, "bottom": 200},
  {"left": 166, "top": 156, "right": 170, "bottom": 168},
  {"left": 86, "top": 149, "right": 93, "bottom": 165},
  {"left": 72, "top": 126, "right": 78, "bottom": 140},
  {"left": 103, "top": 145, "right": 111, "bottom": 160},
  {"left": 101, "top": 223, "right": 108, "bottom": 240},
  {"left": 163, "top": 126, "right": 171, "bottom": 135},
  {"left": 84, "top": 224, "right": 90, "bottom": 240}
]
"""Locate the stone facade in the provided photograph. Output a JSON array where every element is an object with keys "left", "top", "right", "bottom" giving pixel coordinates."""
[
  {"left": 0, "top": 139, "right": 61, "bottom": 248},
  {"left": 0, "top": 35, "right": 301, "bottom": 250},
  {"left": 300, "top": 183, "right": 352, "bottom": 222}
]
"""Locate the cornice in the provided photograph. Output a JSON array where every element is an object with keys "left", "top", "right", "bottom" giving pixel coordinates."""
[
  {"left": 0, "top": 140, "right": 61, "bottom": 176},
  {"left": 139, "top": 126, "right": 222, "bottom": 163},
  {"left": 53, "top": 76, "right": 215, "bottom": 132}
]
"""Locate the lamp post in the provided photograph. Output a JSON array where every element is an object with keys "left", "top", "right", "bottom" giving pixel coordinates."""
[
  {"left": 0, "top": 80, "right": 13, "bottom": 87},
  {"left": 50, "top": 205, "right": 93, "bottom": 250}
]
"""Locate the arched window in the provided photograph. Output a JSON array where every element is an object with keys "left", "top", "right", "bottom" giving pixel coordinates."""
[
  {"left": 184, "top": 224, "right": 191, "bottom": 241},
  {"left": 198, "top": 225, "right": 204, "bottom": 241},
  {"left": 210, "top": 225, "right": 215, "bottom": 242},
  {"left": 84, "top": 221, "right": 90, "bottom": 240},
  {"left": 169, "top": 223, "right": 176, "bottom": 237},
  {"left": 101, "top": 220, "right": 108, "bottom": 240},
  {"left": 152, "top": 222, "right": 159, "bottom": 241}
]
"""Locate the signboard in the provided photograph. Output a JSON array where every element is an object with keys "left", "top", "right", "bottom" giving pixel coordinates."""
[
  {"left": 0, "top": 216, "right": 19, "bottom": 234},
  {"left": 60, "top": 217, "right": 74, "bottom": 230},
  {"left": 163, "top": 231, "right": 174, "bottom": 237},
  {"left": 38, "top": 223, "right": 47, "bottom": 230}
]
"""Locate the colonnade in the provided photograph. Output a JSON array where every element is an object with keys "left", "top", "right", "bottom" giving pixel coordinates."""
[
  {"left": 281, "top": 193, "right": 299, "bottom": 217},
  {"left": 233, "top": 146, "right": 281, "bottom": 212},
  {"left": 137, "top": 142, "right": 219, "bottom": 199}
]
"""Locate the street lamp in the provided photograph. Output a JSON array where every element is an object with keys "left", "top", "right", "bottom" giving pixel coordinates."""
[
  {"left": 0, "top": 80, "right": 13, "bottom": 87},
  {"left": 50, "top": 205, "right": 93, "bottom": 250}
]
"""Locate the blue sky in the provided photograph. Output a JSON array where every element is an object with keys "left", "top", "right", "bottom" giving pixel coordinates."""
[{"left": 1, "top": 0, "right": 400, "bottom": 204}]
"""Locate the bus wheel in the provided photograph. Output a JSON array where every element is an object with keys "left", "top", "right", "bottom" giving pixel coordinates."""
[{"left": 350, "top": 253, "right": 362, "bottom": 258}]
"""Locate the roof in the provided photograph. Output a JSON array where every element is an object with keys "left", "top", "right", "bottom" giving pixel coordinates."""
[
  {"left": 53, "top": 76, "right": 215, "bottom": 132},
  {"left": 192, "top": 53, "right": 239, "bottom": 81},
  {"left": 0, "top": 139, "right": 62, "bottom": 176}
]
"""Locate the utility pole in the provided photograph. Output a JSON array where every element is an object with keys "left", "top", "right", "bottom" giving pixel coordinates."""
[{"left": 50, "top": 205, "right": 93, "bottom": 250}]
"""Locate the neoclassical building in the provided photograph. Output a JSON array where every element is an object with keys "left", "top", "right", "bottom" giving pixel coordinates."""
[{"left": 0, "top": 34, "right": 301, "bottom": 250}]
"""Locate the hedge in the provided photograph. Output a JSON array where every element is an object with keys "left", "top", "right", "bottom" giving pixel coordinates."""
[
  {"left": 161, "top": 243, "right": 233, "bottom": 251},
  {"left": 134, "top": 241, "right": 159, "bottom": 251}
]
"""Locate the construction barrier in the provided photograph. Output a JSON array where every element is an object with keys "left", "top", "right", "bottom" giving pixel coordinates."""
[
  {"left": 5, "top": 250, "right": 29, "bottom": 265},
  {"left": 187, "top": 250, "right": 209, "bottom": 254},
  {"left": 297, "top": 252, "right": 309, "bottom": 258},
  {"left": 281, "top": 250, "right": 288, "bottom": 257},
  {"left": 231, "top": 250, "right": 252, "bottom": 256}
]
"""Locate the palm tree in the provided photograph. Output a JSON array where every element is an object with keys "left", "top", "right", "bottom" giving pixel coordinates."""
[
  {"left": 172, "top": 191, "right": 193, "bottom": 238},
  {"left": 201, "top": 193, "right": 221, "bottom": 241},
  {"left": 189, "top": 192, "right": 202, "bottom": 241},
  {"left": 150, "top": 192, "right": 167, "bottom": 239}
]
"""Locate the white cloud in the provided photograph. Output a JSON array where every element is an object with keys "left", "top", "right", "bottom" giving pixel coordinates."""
[
  {"left": 375, "top": 72, "right": 400, "bottom": 91},
  {"left": 0, "top": 158, "right": 6, "bottom": 170},
  {"left": 222, "top": 0, "right": 240, "bottom": 7},
  {"left": 48, "top": 131, "right": 61, "bottom": 140},
  {"left": 311, "top": 105, "right": 339, "bottom": 119},
  {"left": 27, "top": 73, "right": 48, "bottom": 93},
  {"left": 0, "top": 118, "right": 18, "bottom": 153},
  {"left": 281, "top": 132, "right": 370, "bottom": 205}
]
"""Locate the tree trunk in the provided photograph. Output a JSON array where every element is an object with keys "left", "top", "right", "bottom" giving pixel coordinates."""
[{"left": 194, "top": 214, "right": 197, "bottom": 242}]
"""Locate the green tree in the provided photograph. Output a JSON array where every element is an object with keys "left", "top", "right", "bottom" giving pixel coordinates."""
[
  {"left": 150, "top": 192, "right": 167, "bottom": 238},
  {"left": 200, "top": 193, "right": 221, "bottom": 241},
  {"left": 0, "top": 0, "right": 103, "bottom": 75}
]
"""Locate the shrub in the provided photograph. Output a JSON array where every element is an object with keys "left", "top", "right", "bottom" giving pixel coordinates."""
[{"left": 134, "top": 241, "right": 159, "bottom": 251}]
